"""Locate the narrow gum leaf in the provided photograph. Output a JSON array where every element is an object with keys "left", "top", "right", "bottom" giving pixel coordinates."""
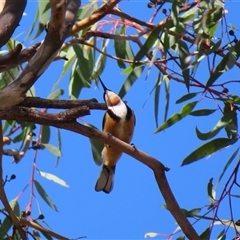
[
  {"left": 181, "top": 138, "right": 238, "bottom": 166},
  {"left": 85, "top": 123, "right": 103, "bottom": 165},
  {"left": 176, "top": 92, "right": 200, "bottom": 104},
  {"left": 42, "top": 143, "right": 62, "bottom": 157},
  {"left": 47, "top": 89, "right": 64, "bottom": 100},
  {"left": 41, "top": 125, "right": 50, "bottom": 144},
  {"left": 215, "top": 147, "right": 239, "bottom": 188},
  {"left": 195, "top": 115, "right": 232, "bottom": 140},
  {"left": 155, "top": 101, "right": 198, "bottom": 133},
  {"left": 134, "top": 26, "right": 162, "bottom": 62},
  {"left": 206, "top": 41, "right": 240, "bottom": 88},
  {"left": 38, "top": 170, "right": 70, "bottom": 187},
  {"left": 163, "top": 75, "right": 170, "bottom": 122},
  {"left": 178, "top": 40, "right": 190, "bottom": 91},
  {"left": 154, "top": 73, "right": 162, "bottom": 127},
  {"left": 118, "top": 66, "right": 144, "bottom": 99},
  {"left": 55, "top": 128, "right": 62, "bottom": 167},
  {"left": 190, "top": 109, "right": 217, "bottom": 116},
  {"left": 34, "top": 180, "right": 58, "bottom": 211},
  {"left": 207, "top": 178, "right": 215, "bottom": 202}
]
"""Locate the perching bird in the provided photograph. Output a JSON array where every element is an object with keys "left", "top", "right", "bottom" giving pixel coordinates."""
[{"left": 95, "top": 77, "right": 136, "bottom": 194}]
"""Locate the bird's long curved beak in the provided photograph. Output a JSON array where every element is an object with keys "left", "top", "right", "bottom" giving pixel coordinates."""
[{"left": 98, "top": 76, "right": 108, "bottom": 91}]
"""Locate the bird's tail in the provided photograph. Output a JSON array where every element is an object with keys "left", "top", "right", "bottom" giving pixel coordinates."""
[{"left": 95, "top": 165, "right": 116, "bottom": 194}]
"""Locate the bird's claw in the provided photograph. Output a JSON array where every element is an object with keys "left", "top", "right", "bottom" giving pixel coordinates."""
[
  {"left": 106, "top": 132, "right": 112, "bottom": 138},
  {"left": 130, "top": 143, "right": 136, "bottom": 151}
]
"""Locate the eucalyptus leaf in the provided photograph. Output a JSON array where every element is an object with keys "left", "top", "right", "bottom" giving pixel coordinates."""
[
  {"left": 43, "top": 143, "right": 62, "bottom": 157},
  {"left": 181, "top": 138, "right": 238, "bottom": 166},
  {"left": 176, "top": 92, "right": 200, "bottom": 104},
  {"left": 34, "top": 180, "right": 58, "bottom": 211},
  {"left": 85, "top": 123, "right": 103, "bottom": 165},
  {"left": 195, "top": 114, "right": 232, "bottom": 140},
  {"left": 37, "top": 170, "right": 70, "bottom": 187},
  {"left": 155, "top": 101, "right": 198, "bottom": 133}
]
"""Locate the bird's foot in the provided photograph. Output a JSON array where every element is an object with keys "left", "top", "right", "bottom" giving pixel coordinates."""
[
  {"left": 106, "top": 132, "right": 112, "bottom": 138},
  {"left": 130, "top": 143, "right": 136, "bottom": 151}
]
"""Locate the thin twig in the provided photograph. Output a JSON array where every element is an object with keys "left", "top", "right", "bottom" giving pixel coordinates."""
[{"left": 0, "top": 120, "right": 27, "bottom": 239}]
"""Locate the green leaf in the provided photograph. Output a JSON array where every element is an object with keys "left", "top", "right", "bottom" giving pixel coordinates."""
[
  {"left": 231, "top": 194, "right": 240, "bottom": 198},
  {"left": 74, "top": 44, "right": 93, "bottom": 83},
  {"left": 215, "top": 147, "right": 239, "bottom": 188},
  {"left": 34, "top": 180, "right": 58, "bottom": 211},
  {"left": 33, "top": 230, "right": 41, "bottom": 240},
  {"left": 118, "top": 66, "right": 144, "bottom": 98},
  {"left": 217, "top": 229, "right": 226, "bottom": 240},
  {"left": 176, "top": 92, "right": 201, "bottom": 104},
  {"left": 33, "top": 220, "right": 54, "bottom": 240},
  {"left": 163, "top": 75, "right": 170, "bottom": 122},
  {"left": 181, "top": 138, "right": 238, "bottom": 166},
  {"left": 144, "top": 45, "right": 159, "bottom": 82},
  {"left": 178, "top": 40, "right": 190, "bottom": 91},
  {"left": 176, "top": 236, "right": 185, "bottom": 240},
  {"left": 125, "top": 39, "right": 134, "bottom": 60},
  {"left": 53, "top": 47, "right": 76, "bottom": 90},
  {"left": 86, "top": 123, "right": 103, "bottom": 165},
  {"left": 69, "top": 59, "right": 82, "bottom": 99},
  {"left": 190, "top": 109, "right": 217, "bottom": 116},
  {"left": 206, "top": 41, "right": 240, "bottom": 88},
  {"left": 155, "top": 101, "right": 198, "bottom": 133},
  {"left": 179, "top": 5, "right": 198, "bottom": 23},
  {"left": 154, "top": 73, "right": 162, "bottom": 128},
  {"left": 134, "top": 26, "right": 162, "bottom": 62},
  {"left": 207, "top": 178, "right": 215, "bottom": 203},
  {"left": 0, "top": 216, "right": 11, "bottom": 238},
  {"left": 42, "top": 143, "right": 62, "bottom": 157},
  {"left": 38, "top": 0, "right": 50, "bottom": 24},
  {"left": 55, "top": 128, "right": 62, "bottom": 167},
  {"left": 114, "top": 27, "right": 126, "bottom": 69},
  {"left": 25, "top": 7, "right": 39, "bottom": 40},
  {"left": 205, "top": 40, "right": 222, "bottom": 56},
  {"left": 37, "top": 170, "right": 70, "bottom": 187},
  {"left": 200, "top": 227, "right": 210, "bottom": 240},
  {"left": 92, "top": 39, "right": 108, "bottom": 77},
  {"left": 47, "top": 89, "right": 64, "bottom": 100},
  {"left": 41, "top": 125, "right": 50, "bottom": 144},
  {"left": 181, "top": 207, "right": 201, "bottom": 217},
  {"left": 195, "top": 115, "right": 232, "bottom": 140},
  {"left": 144, "top": 232, "right": 159, "bottom": 238},
  {"left": 9, "top": 198, "right": 20, "bottom": 217}
]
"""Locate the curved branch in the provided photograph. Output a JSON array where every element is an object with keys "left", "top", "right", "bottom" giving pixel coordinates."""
[
  {"left": 0, "top": 0, "right": 80, "bottom": 108},
  {"left": 71, "top": 0, "right": 120, "bottom": 34},
  {"left": 0, "top": 43, "right": 41, "bottom": 73},
  {"left": 20, "top": 218, "right": 69, "bottom": 240},
  {"left": 19, "top": 97, "right": 105, "bottom": 110},
  {"left": 0, "top": 105, "right": 200, "bottom": 240},
  {"left": 0, "top": 0, "right": 27, "bottom": 48}
]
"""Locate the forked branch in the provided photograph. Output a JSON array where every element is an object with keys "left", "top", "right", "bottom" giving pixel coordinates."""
[{"left": 0, "top": 101, "right": 200, "bottom": 240}]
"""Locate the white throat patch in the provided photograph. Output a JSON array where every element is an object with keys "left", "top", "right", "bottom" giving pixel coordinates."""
[{"left": 108, "top": 100, "right": 127, "bottom": 120}]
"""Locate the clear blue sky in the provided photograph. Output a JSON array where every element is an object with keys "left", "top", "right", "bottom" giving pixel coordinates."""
[{"left": 3, "top": 1, "right": 240, "bottom": 239}]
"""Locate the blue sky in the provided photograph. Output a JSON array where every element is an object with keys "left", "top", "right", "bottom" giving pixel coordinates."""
[{"left": 2, "top": 0, "right": 240, "bottom": 239}]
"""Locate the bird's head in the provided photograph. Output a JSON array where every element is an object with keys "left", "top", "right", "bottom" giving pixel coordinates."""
[{"left": 98, "top": 76, "right": 122, "bottom": 107}]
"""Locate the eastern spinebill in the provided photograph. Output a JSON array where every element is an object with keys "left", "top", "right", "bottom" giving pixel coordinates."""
[{"left": 95, "top": 77, "right": 136, "bottom": 194}]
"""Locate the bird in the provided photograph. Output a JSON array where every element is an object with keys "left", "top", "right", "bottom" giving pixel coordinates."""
[{"left": 95, "top": 76, "right": 136, "bottom": 194}]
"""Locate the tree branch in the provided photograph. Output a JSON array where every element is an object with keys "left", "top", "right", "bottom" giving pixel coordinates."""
[
  {"left": 0, "top": 0, "right": 27, "bottom": 48},
  {"left": 71, "top": 0, "right": 120, "bottom": 34},
  {"left": 20, "top": 218, "right": 69, "bottom": 240},
  {"left": 0, "top": 104, "right": 200, "bottom": 240},
  {"left": 0, "top": 43, "right": 41, "bottom": 73},
  {"left": 0, "top": 0, "right": 80, "bottom": 108},
  {"left": 20, "top": 97, "right": 105, "bottom": 110}
]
